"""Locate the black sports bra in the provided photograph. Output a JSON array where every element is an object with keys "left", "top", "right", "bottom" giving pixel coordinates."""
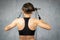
[{"left": 18, "top": 17, "right": 35, "bottom": 35}]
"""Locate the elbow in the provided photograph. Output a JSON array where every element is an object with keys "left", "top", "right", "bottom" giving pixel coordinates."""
[
  {"left": 47, "top": 26, "right": 51, "bottom": 30},
  {"left": 47, "top": 27, "right": 51, "bottom": 30},
  {"left": 4, "top": 27, "right": 9, "bottom": 31},
  {"left": 4, "top": 27, "right": 8, "bottom": 31}
]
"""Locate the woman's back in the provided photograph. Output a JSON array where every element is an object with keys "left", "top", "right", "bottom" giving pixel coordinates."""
[
  {"left": 16, "top": 18, "right": 38, "bottom": 40},
  {"left": 16, "top": 18, "right": 37, "bottom": 31}
]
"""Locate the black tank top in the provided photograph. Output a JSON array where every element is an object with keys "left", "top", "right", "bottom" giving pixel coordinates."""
[{"left": 18, "top": 17, "right": 35, "bottom": 35}]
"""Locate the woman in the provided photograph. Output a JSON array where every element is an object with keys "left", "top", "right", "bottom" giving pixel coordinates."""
[{"left": 4, "top": 2, "right": 51, "bottom": 40}]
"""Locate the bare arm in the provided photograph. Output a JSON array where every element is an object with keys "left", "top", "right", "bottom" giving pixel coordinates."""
[
  {"left": 37, "top": 19, "right": 51, "bottom": 30},
  {"left": 4, "top": 18, "right": 17, "bottom": 31}
]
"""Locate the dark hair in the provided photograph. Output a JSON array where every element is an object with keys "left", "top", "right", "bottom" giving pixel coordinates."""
[
  {"left": 18, "top": 2, "right": 41, "bottom": 19},
  {"left": 22, "top": 2, "right": 35, "bottom": 14}
]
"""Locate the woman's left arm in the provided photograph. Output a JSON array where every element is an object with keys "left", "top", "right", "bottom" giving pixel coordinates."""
[{"left": 37, "top": 19, "right": 51, "bottom": 30}]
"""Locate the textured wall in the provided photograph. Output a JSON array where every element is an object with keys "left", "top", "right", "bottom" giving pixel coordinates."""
[{"left": 0, "top": 0, "right": 60, "bottom": 40}]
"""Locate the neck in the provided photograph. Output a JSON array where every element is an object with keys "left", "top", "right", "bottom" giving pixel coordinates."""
[{"left": 24, "top": 14, "right": 31, "bottom": 18}]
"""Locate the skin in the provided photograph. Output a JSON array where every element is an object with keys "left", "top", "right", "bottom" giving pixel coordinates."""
[{"left": 4, "top": 10, "right": 51, "bottom": 40}]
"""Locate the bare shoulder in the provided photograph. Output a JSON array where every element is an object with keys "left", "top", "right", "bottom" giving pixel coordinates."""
[
  {"left": 30, "top": 18, "right": 37, "bottom": 21},
  {"left": 31, "top": 18, "right": 42, "bottom": 21},
  {"left": 32, "top": 18, "right": 45, "bottom": 24},
  {"left": 34, "top": 18, "right": 44, "bottom": 22},
  {"left": 16, "top": 18, "right": 23, "bottom": 20},
  {"left": 12, "top": 18, "right": 23, "bottom": 22}
]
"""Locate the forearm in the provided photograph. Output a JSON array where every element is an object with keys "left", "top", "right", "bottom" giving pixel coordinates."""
[
  {"left": 38, "top": 20, "right": 51, "bottom": 30},
  {"left": 4, "top": 19, "right": 17, "bottom": 31},
  {"left": 4, "top": 26, "right": 12, "bottom": 31},
  {"left": 43, "top": 24, "right": 51, "bottom": 30}
]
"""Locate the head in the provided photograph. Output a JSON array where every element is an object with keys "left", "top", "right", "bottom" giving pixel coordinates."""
[
  {"left": 18, "top": 2, "right": 41, "bottom": 18},
  {"left": 22, "top": 2, "right": 35, "bottom": 14}
]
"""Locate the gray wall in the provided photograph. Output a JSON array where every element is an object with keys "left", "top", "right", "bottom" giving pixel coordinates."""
[{"left": 0, "top": 0, "right": 60, "bottom": 40}]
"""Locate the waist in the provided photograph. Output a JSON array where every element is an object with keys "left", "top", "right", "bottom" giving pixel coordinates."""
[{"left": 19, "top": 35, "right": 34, "bottom": 39}]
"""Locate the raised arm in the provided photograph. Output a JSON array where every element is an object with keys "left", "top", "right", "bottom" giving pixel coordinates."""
[
  {"left": 37, "top": 19, "right": 51, "bottom": 30},
  {"left": 4, "top": 18, "right": 18, "bottom": 31}
]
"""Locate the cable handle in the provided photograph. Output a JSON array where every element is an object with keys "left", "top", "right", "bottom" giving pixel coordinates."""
[{"left": 35, "top": 10, "right": 41, "bottom": 20}]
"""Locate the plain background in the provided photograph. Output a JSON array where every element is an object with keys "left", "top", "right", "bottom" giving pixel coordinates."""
[{"left": 0, "top": 0, "right": 60, "bottom": 40}]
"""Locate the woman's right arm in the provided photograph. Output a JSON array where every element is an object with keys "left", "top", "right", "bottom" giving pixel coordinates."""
[
  {"left": 4, "top": 18, "right": 18, "bottom": 31},
  {"left": 36, "top": 19, "right": 51, "bottom": 30}
]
